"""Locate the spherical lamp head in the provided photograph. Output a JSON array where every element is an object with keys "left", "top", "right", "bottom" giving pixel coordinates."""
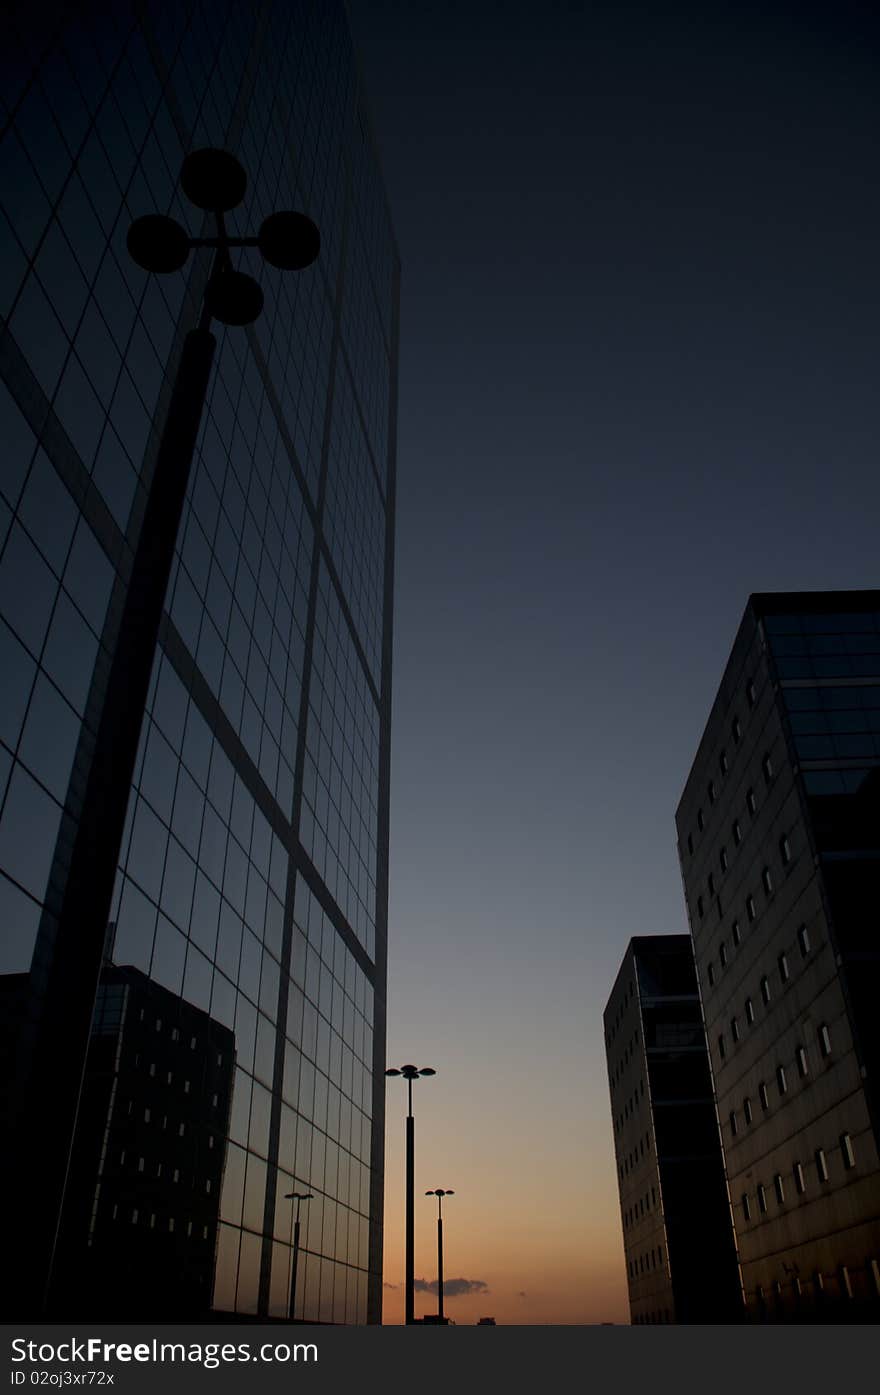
[
  {"left": 258, "top": 211, "right": 320, "bottom": 270},
  {"left": 181, "top": 148, "right": 247, "bottom": 212},
  {"left": 204, "top": 269, "right": 264, "bottom": 326},
  {"left": 127, "top": 214, "right": 190, "bottom": 274}
]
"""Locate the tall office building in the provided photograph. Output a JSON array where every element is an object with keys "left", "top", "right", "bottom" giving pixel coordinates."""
[
  {"left": 604, "top": 936, "right": 742, "bottom": 1324},
  {"left": 0, "top": 0, "right": 398, "bottom": 1323},
  {"left": 677, "top": 591, "right": 880, "bottom": 1321}
]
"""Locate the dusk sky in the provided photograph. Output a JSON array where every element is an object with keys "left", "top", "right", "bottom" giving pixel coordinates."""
[{"left": 347, "top": 0, "right": 880, "bottom": 1323}]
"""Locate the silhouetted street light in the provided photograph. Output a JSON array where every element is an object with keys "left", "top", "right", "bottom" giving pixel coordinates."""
[
  {"left": 425, "top": 1189, "right": 454, "bottom": 1324},
  {"left": 386, "top": 1064, "right": 435, "bottom": 1325},
  {"left": 284, "top": 1190, "right": 314, "bottom": 1321},
  {"left": 20, "top": 146, "right": 319, "bottom": 1316}
]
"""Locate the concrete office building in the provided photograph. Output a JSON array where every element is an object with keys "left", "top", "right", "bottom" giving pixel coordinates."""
[
  {"left": 677, "top": 592, "right": 880, "bottom": 1321},
  {"left": 0, "top": 0, "right": 398, "bottom": 1322},
  {"left": 604, "top": 936, "right": 742, "bottom": 1324}
]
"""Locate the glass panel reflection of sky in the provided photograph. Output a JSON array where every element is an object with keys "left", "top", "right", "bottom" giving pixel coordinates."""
[{"left": 1, "top": 0, "right": 395, "bottom": 1324}]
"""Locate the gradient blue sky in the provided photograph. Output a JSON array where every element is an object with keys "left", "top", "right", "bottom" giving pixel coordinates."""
[{"left": 346, "top": 0, "right": 880, "bottom": 1322}]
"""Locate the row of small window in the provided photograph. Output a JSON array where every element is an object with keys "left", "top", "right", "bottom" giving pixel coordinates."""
[
  {"left": 728, "top": 1028, "right": 833, "bottom": 1126},
  {"left": 628, "top": 1244, "right": 664, "bottom": 1280},
  {"left": 708, "top": 905, "right": 806, "bottom": 998},
  {"left": 117, "top": 1150, "right": 216, "bottom": 1184},
  {"left": 108, "top": 1206, "right": 209, "bottom": 1239},
  {"left": 617, "top": 1133, "right": 651, "bottom": 1180},
  {"left": 741, "top": 1137, "right": 856, "bottom": 1221},
  {"left": 606, "top": 979, "right": 636, "bottom": 1046},
  {"left": 717, "top": 937, "right": 816, "bottom": 1057},
  {"left": 122, "top": 1101, "right": 220, "bottom": 1129},
  {"left": 613, "top": 1076, "right": 645, "bottom": 1135},
  {"left": 633, "top": 1311, "right": 671, "bottom": 1324},
  {"left": 609, "top": 1032, "right": 641, "bottom": 1091},
  {"left": 695, "top": 794, "right": 785, "bottom": 927},
  {"left": 623, "top": 1184, "right": 657, "bottom": 1229},
  {"left": 685, "top": 680, "right": 761, "bottom": 854},
  {"left": 754, "top": 1259, "right": 880, "bottom": 1307}
]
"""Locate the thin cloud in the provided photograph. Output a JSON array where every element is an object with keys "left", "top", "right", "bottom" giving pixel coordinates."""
[{"left": 413, "top": 1277, "right": 489, "bottom": 1298}]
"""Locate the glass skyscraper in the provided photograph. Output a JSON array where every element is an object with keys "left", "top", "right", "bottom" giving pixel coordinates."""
[{"left": 0, "top": 0, "right": 398, "bottom": 1323}]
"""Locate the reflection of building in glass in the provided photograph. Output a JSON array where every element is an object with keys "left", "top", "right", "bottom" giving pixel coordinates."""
[
  {"left": 604, "top": 936, "right": 742, "bottom": 1324},
  {"left": 53, "top": 966, "right": 234, "bottom": 1319},
  {"left": 677, "top": 592, "right": 880, "bottom": 1322},
  {"left": 0, "top": 0, "right": 396, "bottom": 1322}
]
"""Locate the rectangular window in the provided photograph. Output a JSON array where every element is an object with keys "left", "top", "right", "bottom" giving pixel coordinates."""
[
  {"left": 778, "top": 952, "right": 789, "bottom": 983},
  {"left": 840, "top": 1133, "right": 855, "bottom": 1169},
  {"left": 732, "top": 716, "right": 741, "bottom": 743},
  {"left": 840, "top": 1266, "right": 853, "bottom": 1300},
  {"left": 818, "top": 1024, "right": 832, "bottom": 1057},
  {"left": 760, "top": 975, "right": 771, "bottom": 1004},
  {"left": 762, "top": 752, "right": 773, "bottom": 782},
  {"left": 759, "top": 1082, "right": 769, "bottom": 1111},
  {"left": 776, "top": 1065, "right": 787, "bottom": 1095},
  {"left": 747, "top": 895, "right": 756, "bottom": 922},
  {"left": 719, "top": 942, "right": 728, "bottom": 968},
  {"left": 731, "top": 1016, "right": 740, "bottom": 1043},
  {"left": 796, "top": 1045, "right": 808, "bottom": 1077},
  {"left": 708, "top": 780, "right": 716, "bottom": 805},
  {"left": 743, "top": 1096, "right": 753, "bottom": 1124},
  {"left": 731, "top": 919, "right": 741, "bottom": 946},
  {"left": 774, "top": 1174, "right": 785, "bottom": 1204},
  {"left": 745, "top": 996, "right": 755, "bottom": 1024},
  {"left": 794, "top": 1162, "right": 805, "bottom": 1194},
  {"left": 742, "top": 1193, "right": 751, "bottom": 1220},
  {"left": 757, "top": 1184, "right": 767, "bottom": 1214},
  {"left": 780, "top": 834, "right": 791, "bottom": 865},
  {"left": 733, "top": 819, "right": 742, "bottom": 846},
  {"left": 707, "top": 962, "right": 715, "bottom": 987},
  {"left": 797, "top": 924, "right": 811, "bottom": 957},
  {"left": 816, "top": 1148, "right": 829, "bottom": 1182},
  {"left": 730, "top": 1110, "right": 738, "bottom": 1136},
  {"left": 718, "top": 1033, "right": 726, "bottom": 1060},
  {"left": 720, "top": 847, "right": 728, "bottom": 872},
  {"left": 720, "top": 750, "right": 728, "bottom": 774},
  {"left": 747, "top": 788, "right": 757, "bottom": 815},
  {"left": 761, "top": 865, "right": 773, "bottom": 894}
]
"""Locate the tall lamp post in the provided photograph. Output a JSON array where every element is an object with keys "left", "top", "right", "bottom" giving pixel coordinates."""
[
  {"left": 386, "top": 1064, "right": 435, "bottom": 1325},
  {"left": 425, "top": 1189, "right": 454, "bottom": 1324},
  {"left": 284, "top": 1190, "right": 313, "bottom": 1321},
  {"left": 17, "top": 147, "right": 319, "bottom": 1316}
]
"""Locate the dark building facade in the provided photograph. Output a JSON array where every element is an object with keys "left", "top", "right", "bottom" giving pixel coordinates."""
[
  {"left": 55, "top": 966, "right": 234, "bottom": 1318},
  {"left": 0, "top": 0, "right": 398, "bottom": 1322},
  {"left": 677, "top": 591, "right": 880, "bottom": 1322},
  {"left": 604, "top": 936, "right": 742, "bottom": 1324}
]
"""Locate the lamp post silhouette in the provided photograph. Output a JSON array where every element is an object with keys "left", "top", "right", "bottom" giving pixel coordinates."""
[
  {"left": 17, "top": 146, "right": 319, "bottom": 1315},
  {"left": 386, "top": 1064, "right": 435, "bottom": 1325},
  {"left": 284, "top": 1190, "right": 314, "bottom": 1321},
  {"left": 425, "top": 1189, "right": 454, "bottom": 1323}
]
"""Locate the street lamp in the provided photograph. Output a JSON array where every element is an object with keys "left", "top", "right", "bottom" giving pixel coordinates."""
[
  {"left": 19, "top": 146, "right": 319, "bottom": 1316},
  {"left": 386, "top": 1064, "right": 435, "bottom": 1325},
  {"left": 425, "top": 1189, "right": 454, "bottom": 1324},
  {"left": 284, "top": 1190, "right": 314, "bottom": 1321}
]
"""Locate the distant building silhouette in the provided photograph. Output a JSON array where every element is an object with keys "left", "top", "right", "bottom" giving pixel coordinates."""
[
  {"left": 677, "top": 591, "right": 880, "bottom": 1321},
  {"left": 604, "top": 936, "right": 743, "bottom": 1324}
]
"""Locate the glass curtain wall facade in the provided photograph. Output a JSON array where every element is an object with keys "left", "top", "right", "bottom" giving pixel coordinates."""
[
  {"left": 0, "top": 0, "right": 398, "bottom": 1323},
  {"left": 677, "top": 592, "right": 880, "bottom": 1321}
]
